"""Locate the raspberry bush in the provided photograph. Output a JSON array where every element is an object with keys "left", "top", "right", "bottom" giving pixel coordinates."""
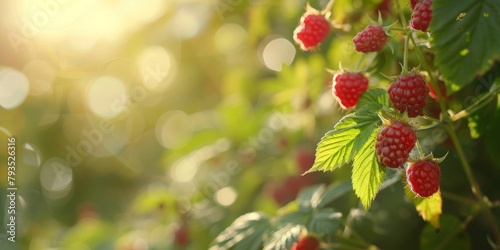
[{"left": 211, "top": 0, "right": 500, "bottom": 249}]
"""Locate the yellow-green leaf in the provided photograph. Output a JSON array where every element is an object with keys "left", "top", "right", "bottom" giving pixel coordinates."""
[
  {"left": 406, "top": 184, "right": 443, "bottom": 229},
  {"left": 307, "top": 103, "right": 382, "bottom": 174},
  {"left": 351, "top": 128, "right": 386, "bottom": 210}
]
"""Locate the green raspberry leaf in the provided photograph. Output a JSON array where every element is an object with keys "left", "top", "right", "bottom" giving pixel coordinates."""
[
  {"left": 209, "top": 212, "right": 270, "bottom": 250},
  {"left": 296, "top": 184, "right": 325, "bottom": 213},
  {"left": 351, "top": 128, "right": 386, "bottom": 210},
  {"left": 467, "top": 77, "right": 500, "bottom": 139},
  {"left": 315, "top": 181, "right": 352, "bottom": 209},
  {"left": 307, "top": 208, "right": 342, "bottom": 235},
  {"left": 263, "top": 224, "right": 302, "bottom": 250},
  {"left": 415, "top": 192, "right": 443, "bottom": 229},
  {"left": 431, "top": 0, "right": 500, "bottom": 89},
  {"left": 307, "top": 103, "right": 383, "bottom": 174},
  {"left": 264, "top": 212, "right": 307, "bottom": 250},
  {"left": 405, "top": 180, "right": 443, "bottom": 229},
  {"left": 357, "top": 89, "right": 391, "bottom": 108},
  {"left": 296, "top": 182, "right": 352, "bottom": 211}
]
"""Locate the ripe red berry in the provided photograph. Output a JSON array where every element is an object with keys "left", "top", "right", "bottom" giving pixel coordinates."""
[
  {"left": 291, "top": 235, "right": 320, "bottom": 250},
  {"left": 407, "top": 160, "right": 440, "bottom": 197},
  {"left": 332, "top": 72, "right": 369, "bottom": 108},
  {"left": 410, "top": 0, "right": 421, "bottom": 10},
  {"left": 388, "top": 73, "right": 429, "bottom": 117},
  {"left": 376, "top": 122, "right": 417, "bottom": 168},
  {"left": 294, "top": 13, "right": 331, "bottom": 51},
  {"left": 410, "top": 0, "right": 432, "bottom": 32},
  {"left": 353, "top": 25, "right": 387, "bottom": 53}
]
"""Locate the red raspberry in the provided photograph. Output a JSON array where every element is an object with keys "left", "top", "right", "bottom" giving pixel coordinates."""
[
  {"left": 376, "top": 122, "right": 417, "bottom": 168},
  {"left": 332, "top": 72, "right": 369, "bottom": 108},
  {"left": 407, "top": 160, "right": 440, "bottom": 197},
  {"left": 410, "top": 0, "right": 421, "bottom": 10},
  {"left": 294, "top": 13, "right": 331, "bottom": 51},
  {"left": 353, "top": 25, "right": 387, "bottom": 53},
  {"left": 388, "top": 73, "right": 429, "bottom": 117},
  {"left": 410, "top": 0, "right": 432, "bottom": 32},
  {"left": 291, "top": 235, "right": 320, "bottom": 250}
]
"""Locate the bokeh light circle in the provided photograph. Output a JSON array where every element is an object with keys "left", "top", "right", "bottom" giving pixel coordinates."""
[
  {"left": 155, "top": 110, "right": 194, "bottom": 149},
  {"left": 86, "top": 76, "right": 128, "bottom": 118},
  {"left": 138, "top": 46, "right": 176, "bottom": 92},
  {"left": 40, "top": 157, "right": 73, "bottom": 200},
  {"left": 0, "top": 68, "right": 30, "bottom": 109},
  {"left": 215, "top": 23, "right": 247, "bottom": 53},
  {"left": 215, "top": 186, "right": 237, "bottom": 206},
  {"left": 261, "top": 37, "right": 296, "bottom": 71}
]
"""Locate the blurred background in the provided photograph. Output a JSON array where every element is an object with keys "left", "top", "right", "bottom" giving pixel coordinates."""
[
  {"left": 1, "top": 0, "right": 499, "bottom": 249},
  {"left": 0, "top": 0, "right": 337, "bottom": 249}
]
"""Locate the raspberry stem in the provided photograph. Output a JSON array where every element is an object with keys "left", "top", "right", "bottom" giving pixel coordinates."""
[
  {"left": 416, "top": 120, "right": 446, "bottom": 131},
  {"left": 394, "top": 0, "right": 411, "bottom": 74},
  {"left": 415, "top": 140, "right": 425, "bottom": 158},
  {"left": 353, "top": 53, "right": 366, "bottom": 71},
  {"left": 321, "top": 0, "right": 336, "bottom": 15},
  {"left": 393, "top": 0, "right": 408, "bottom": 29},
  {"left": 449, "top": 83, "right": 500, "bottom": 121},
  {"left": 402, "top": 31, "right": 411, "bottom": 73}
]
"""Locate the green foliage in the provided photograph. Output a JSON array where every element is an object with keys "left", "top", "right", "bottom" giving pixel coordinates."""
[
  {"left": 263, "top": 224, "right": 302, "bottom": 250},
  {"left": 315, "top": 181, "right": 353, "bottom": 208},
  {"left": 465, "top": 78, "right": 500, "bottom": 164},
  {"left": 431, "top": 0, "right": 500, "bottom": 89},
  {"left": 408, "top": 191, "right": 443, "bottom": 229},
  {"left": 420, "top": 214, "right": 470, "bottom": 250},
  {"left": 351, "top": 127, "right": 385, "bottom": 210},
  {"left": 308, "top": 103, "right": 383, "bottom": 174},
  {"left": 210, "top": 212, "right": 270, "bottom": 250},
  {"left": 357, "top": 89, "right": 391, "bottom": 108},
  {"left": 211, "top": 183, "right": 347, "bottom": 249},
  {"left": 307, "top": 208, "right": 342, "bottom": 235},
  {"left": 308, "top": 102, "right": 384, "bottom": 210}
]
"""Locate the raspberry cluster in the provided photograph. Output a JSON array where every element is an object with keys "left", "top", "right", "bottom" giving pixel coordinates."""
[{"left": 293, "top": 0, "right": 443, "bottom": 199}]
